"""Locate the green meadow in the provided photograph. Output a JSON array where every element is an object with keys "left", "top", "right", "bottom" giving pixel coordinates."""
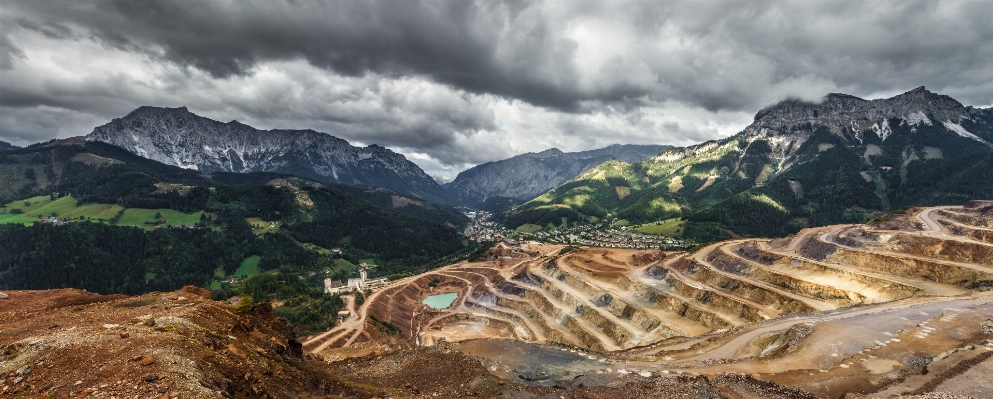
[
  {"left": 235, "top": 256, "right": 262, "bottom": 278},
  {"left": 0, "top": 195, "right": 202, "bottom": 229},
  {"left": 634, "top": 218, "right": 685, "bottom": 236}
]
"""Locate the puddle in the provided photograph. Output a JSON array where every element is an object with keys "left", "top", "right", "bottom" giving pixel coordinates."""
[
  {"left": 454, "top": 339, "right": 610, "bottom": 386},
  {"left": 423, "top": 293, "right": 458, "bottom": 309}
]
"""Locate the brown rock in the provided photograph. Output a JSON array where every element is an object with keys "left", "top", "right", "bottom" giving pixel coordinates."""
[
  {"left": 168, "top": 391, "right": 180, "bottom": 398},
  {"left": 144, "top": 318, "right": 156, "bottom": 327},
  {"left": 141, "top": 355, "right": 156, "bottom": 366},
  {"left": 78, "top": 388, "right": 94, "bottom": 397},
  {"left": 120, "top": 332, "right": 130, "bottom": 339},
  {"left": 227, "top": 342, "right": 247, "bottom": 358}
]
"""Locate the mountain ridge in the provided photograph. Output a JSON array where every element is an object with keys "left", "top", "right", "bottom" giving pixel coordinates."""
[
  {"left": 85, "top": 106, "right": 452, "bottom": 203},
  {"left": 511, "top": 87, "right": 993, "bottom": 240},
  {"left": 446, "top": 144, "right": 669, "bottom": 206}
]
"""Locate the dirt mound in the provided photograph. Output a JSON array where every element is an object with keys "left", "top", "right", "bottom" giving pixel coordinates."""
[
  {"left": 48, "top": 292, "right": 129, "bottom": 309},
  {"left": 0, "top": 287, "right": 367, "bottom": 398}
]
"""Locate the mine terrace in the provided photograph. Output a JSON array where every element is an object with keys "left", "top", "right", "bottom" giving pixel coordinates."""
[{"left": 306, "top": 202, "right": 993, "bottom": 398}]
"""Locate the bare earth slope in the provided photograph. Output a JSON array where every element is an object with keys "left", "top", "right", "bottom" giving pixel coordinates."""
[{"left": 1, "top": 286, "right": 814, "bottom": 398}]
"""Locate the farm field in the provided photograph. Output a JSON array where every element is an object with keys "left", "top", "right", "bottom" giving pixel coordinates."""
[
  {"left": 0, "top": 195, "right": 201, "bottom": 228},
  {"left": 633, "top": 217, "right": 684, "bottom": 236},
  {"left": 117, "top": 208, "right": 203, "bottom": 228},
  {"left": 515, "top": 223, "right": 542, "bottom": 233},
  {"left": 235, "top": 256, "right": 261, "bottom": 278},
  {"left": 332, "top": 258, "right": 358, "bottom": 274}
]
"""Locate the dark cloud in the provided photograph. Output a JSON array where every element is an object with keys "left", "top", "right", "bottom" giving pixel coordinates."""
[
  {"left": 2, "top": 0, "right": 993, "bottom": 177},
  {"left": 0, "top": 32, "right": 26, "bottom": 70},
  {"left": 9, "top": 0, "right": 992, "bottom": 112}
]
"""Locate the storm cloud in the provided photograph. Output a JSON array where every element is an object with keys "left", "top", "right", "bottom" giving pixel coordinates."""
[{"left": 2, "top": 0, "right": 992, "bottom": 177}]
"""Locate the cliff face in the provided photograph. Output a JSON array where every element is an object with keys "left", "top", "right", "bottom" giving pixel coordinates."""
[
  {"left": 447, "top": 144, "right": 669, "bottom": 206},
  {"left": 86, "top": 106, "right": 451, "bottom": 203},
  {"left": 655, "top": 86, "right": 993, "bottom": 166},
  {"left": 751, "top": 86, "right": 973, "bottom": 130}
]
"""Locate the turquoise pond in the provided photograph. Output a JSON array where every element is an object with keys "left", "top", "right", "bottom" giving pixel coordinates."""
[{"left": 423, "top": 293, "right": 458, "bottom": 309}]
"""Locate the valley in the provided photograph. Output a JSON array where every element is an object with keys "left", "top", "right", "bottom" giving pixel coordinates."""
[
  {"left": 6, "top": 3, "right": 993, "bottom": 397},
  {"left": 307, "top": 201, "right": 993, "bottom": 397}
]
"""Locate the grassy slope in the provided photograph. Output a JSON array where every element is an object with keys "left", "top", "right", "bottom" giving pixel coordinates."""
[
  {"left": 117, "top": 208, "right": 204, "bottom": 228},
  {"left": 235, "top": 256, "right": 262, "bottom": 278},
  {"left": 510, "top": 119, "right": 993, "bottom": 239},
  {"left": 634, "top": 218, "right": 684, "bottom": 235},
  {"left": 0, "top": 195, "right": 202, "bottom": 229}
]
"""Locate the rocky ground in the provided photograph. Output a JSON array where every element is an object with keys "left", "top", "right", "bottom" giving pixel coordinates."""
[{"left": 1, "top": 287, "right": 834, "bottom": 398}]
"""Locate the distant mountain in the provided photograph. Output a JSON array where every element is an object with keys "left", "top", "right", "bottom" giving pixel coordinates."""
[
  {"left": 432, "top": 175, "right": 452, "bottom": 185},
  {"left": 510, "top": 87, "right": 993, "bottom": 240},
  {"left": 0, "top": 140, "right": 17, "bottom": 152},
  {"left": 86, "top": 106, "right": 451, "bottom": 203},
  {"left": 446, "top": 144, "right": 669, "bottom": 206}
]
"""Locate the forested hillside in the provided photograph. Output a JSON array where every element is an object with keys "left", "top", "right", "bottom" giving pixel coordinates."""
[
  {"left": 505, "top": 87, "right": 993, "bottom": 241},
  {"left": 0, "top": 139, "right": 476, "bottom": 296}
]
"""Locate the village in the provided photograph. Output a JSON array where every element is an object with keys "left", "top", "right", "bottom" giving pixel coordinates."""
[{"left": 463, "top": 209, "right": 691, "bottom": 250}]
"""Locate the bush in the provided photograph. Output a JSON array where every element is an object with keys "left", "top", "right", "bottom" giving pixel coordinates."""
[{"left": 235, "top": 295, "right": 255, "bottom": 313}]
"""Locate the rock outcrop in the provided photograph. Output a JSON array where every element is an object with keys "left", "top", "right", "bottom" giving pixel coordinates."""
[{"left": 751, "top": 86, "right": 975, "bottom": 130}]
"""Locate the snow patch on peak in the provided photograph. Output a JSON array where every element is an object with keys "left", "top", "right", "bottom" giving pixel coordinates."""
[
  {"left": 357, "top": 152, "right": 373, "bottom": 160},
  {"left": 942, "top": 121, "right": 993, "bottom": 148},
  {"left": 903, "top": 111, "right": 932, "bottom": 126},
  {"left": 871, "top": 120, "right": 892, "bottom": 141}
]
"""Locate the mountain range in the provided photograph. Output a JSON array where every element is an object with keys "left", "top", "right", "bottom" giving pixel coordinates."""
[
  {"left": 0, "top": 140, "right": 17, "bottom": 152},
  {"left": 509, "top": 87, "right": 993, "bottom": 239},
  {"left": 86, "top": 106, "right": 452, "bottom": 203},
  {"left": 445, "top": 144, "right": 669, "bottom": 206},
  {"left": 84, "top": 106, "right": 666, "bottom": 207}
]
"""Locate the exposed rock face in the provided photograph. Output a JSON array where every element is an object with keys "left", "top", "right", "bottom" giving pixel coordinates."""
[
  {"left": 751, "top": 86, "right": 973, "bottom": 130},
  {"left": 657, "top": 87, "right": 993, "bottom": 165},
  {"left": 86, "top": 106, "right": 450, "bottom": 203},
  {"left": 447, "top": 144, "right": 669, "bottom": 206}
]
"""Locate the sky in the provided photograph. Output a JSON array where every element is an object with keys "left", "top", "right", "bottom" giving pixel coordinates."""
[{"left": 2, "top": 1, "right": 993, "bottom": 179}]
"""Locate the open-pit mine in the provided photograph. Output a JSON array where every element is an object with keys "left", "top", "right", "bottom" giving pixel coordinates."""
[{"left": 305, "top": 202, "right": 993, "bottom": 398}]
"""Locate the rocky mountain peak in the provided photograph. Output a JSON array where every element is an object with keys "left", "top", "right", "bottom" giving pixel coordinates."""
[
  {"left": 86, "top": 106, "right": 451, "bottom": 203},
  {"left": 752, "top": 86, "right": 969, "bottom": 130},
  {"left": 533, "top": 148, "right": 565, "bottom": 158}
]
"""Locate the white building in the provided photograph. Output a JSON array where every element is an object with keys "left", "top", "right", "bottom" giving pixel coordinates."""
[{"left": 326, "top": 269, "right": 388, "bottom": 294}]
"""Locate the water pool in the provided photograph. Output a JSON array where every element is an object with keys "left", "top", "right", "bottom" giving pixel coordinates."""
[{"left": 423, "top": 292, "right": 458, "bottom": 309}]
